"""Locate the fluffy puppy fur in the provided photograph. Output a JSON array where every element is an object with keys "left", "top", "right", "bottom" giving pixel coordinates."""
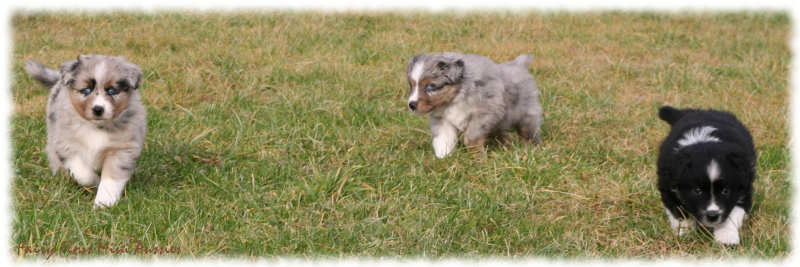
[
  {"left": 25, "top": 55, "right": 146, "bottom": 209},
  {"left": 656, "top": 106, "right": 756, "bottom": 245},
  {"left": 405, "top": 52, "right": 543, "bottom": 158}
]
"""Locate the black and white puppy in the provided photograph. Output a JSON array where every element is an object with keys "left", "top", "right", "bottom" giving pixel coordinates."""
[
  {"left": 25, "top": 55, "right": 146, "bottom": 209},
  {"left": 656, "top": 106, "right": 756, "bottom": 245},
  {"left": 405, "top": 52, "right": 543, "bottom": 158}
]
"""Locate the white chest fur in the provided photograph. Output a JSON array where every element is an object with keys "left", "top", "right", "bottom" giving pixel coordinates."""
[
  {"left": 69, "top": 122, "right": 112, "bottom": 171},
  {"left": 435, "top": 96, "right": 472, "bottom": 131}
]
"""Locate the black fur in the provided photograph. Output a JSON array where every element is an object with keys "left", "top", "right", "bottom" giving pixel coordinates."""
[{"left": 656, "top": 106, "right": 756, "bottom": 233}]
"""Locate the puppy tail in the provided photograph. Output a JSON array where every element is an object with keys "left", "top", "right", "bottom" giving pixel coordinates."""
[
  {"left": 658, "top": 106, "right": 686, "bottom": 125},
  {"left": 510, "top": 54, "right": 533, "bottom": 67},
  {"left": 24, "top": 60, "right": 60, "bottom": 89}
]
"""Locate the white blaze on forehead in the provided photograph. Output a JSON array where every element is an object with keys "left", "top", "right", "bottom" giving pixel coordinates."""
[
  {"left": 707, "top": 159, "right": 721, "bottom": 182},
  {"left": 94, "top": 61, "right": 108, "bottom": 84},
  {"left": 408, "top": 61, "right": 425, "bottom": 102},
  {"left": 677, "top": 126, "right": 720, "bottom": 148},
  {"left": 92, "top": 93, "right": 110, "bottom": 107},
  {"left": 88, "top": 60, "right": 115, "bottom": 119},
  {"left": 410, "top": 60, "right": 425, "bottom": 84}
]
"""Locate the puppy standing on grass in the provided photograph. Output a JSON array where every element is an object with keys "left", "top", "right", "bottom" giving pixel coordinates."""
[
  {"left": 405, "top": 52, "right": 543, "bottom": 158},
  {"left": 25, "top": 55, "right": 146, "bottom": 209},
  {"left": 656, "top": 106, "right": 756, "bottom": 245}
]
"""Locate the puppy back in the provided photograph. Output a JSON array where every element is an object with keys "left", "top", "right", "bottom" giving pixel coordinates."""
[{"left": 24, "top": 60, "right": 60, "bottom": 89}]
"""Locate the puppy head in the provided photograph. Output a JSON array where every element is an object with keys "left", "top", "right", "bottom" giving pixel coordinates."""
[
  {"left": 669, "top": 143, "right": 753, "bottom": 226},
  {"left": 405, "top": 54, "right": 464, "bottom": 114},
  {"left": 60, "top": 55, "right": 142, "bottom": 126}
]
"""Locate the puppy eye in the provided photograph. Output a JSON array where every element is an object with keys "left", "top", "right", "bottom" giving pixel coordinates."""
[
  {"left": 425, "top": 84, "right": 438, "bottom": 92},
  {"left": 692, "top": 187, "right": 702, "bottom": 195},
  {"left": 721, "top": 188, "right": 731, "bottom": 195},
  {"left": 106, "top": 87, "right": 119, "bottom": 95},
  {"left": 79, "top": 88, "right": 93, "bottom": 95}
]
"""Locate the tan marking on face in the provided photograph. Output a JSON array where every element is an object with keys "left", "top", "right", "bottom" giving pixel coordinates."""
[
  {"left": 68, "top": 66, "right": 132, "bottom": 124},
  {"left": 409, "top": 77, "right": 461, "bottom": 114}
]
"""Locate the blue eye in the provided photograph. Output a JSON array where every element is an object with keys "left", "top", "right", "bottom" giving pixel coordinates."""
[
  {"left": 425, "top": 84, "right": 437, "bottom": 91},
  {"left": 107, "top": 88, "right": 118, "bottom": 95},
  {"left": 80, "top": 88, "right": 93, "bottom": 95}
]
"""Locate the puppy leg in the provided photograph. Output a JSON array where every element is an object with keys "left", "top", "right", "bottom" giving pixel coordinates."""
[
  {"left": 518, "top": 124, "right": 542, "bottom": 145},
  {"left": 430, "top": 119, "right": 459, "bottom": 158},
  {"left": 495, "top": 130, "right": 512, "bottom": 145},
  {"left": 64, "top": 157, "right": 100, "bottom": 186},
  {"left": 46, "top": 148, "right": 64, "bottom": 175},
  {"left": 464, "top": 117, "right": 497, "bottom": 155},
  {"left": 93, "top": 154, "right": 136, "bottom": 209},
  {"left": 464, "top": 134, "right": 486, "bottom": 154},
  {"left": 666, "top": 208, "right": 695, "bottom": 236},
  {"left": 518, "top": 111, "right": 543, "bottom": 145},
  {"left": 713, "top": 206, "right": 747, "bottom": 245}
]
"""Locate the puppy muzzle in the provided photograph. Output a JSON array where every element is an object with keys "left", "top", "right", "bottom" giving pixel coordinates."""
[{"left": 700, "top": 210, "right": 724, "bottom": 225}]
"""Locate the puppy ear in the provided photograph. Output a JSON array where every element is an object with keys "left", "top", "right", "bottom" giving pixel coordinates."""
[
  {"left": 726, "top": 146, "right": 755, "bottom": 175},
  {"left": 657, "top": 166, "right": 679, "bottom": 192},
  {"left": 436, "top": 59, "right": 464, "bottom": 83},
  {"left": 114, "top": 57, "right": 143, "bottom": 90},
  {"left": 406, "top": 55, "right": 421, "bottom": 74},
  {"left": 408, "top": 55, "right": 420, "bottom": 66},
  {"left": 675, "top": 150, "right": 695, "bottom": 175},
  {"left": 59, "top": 58, "right": 81, "bottom": 87},
  {"left": 676, "top": 149, "right": 692, "bottom": 165},
  {"left": 125, "top": 63, "right": 143, "bottom": 90}
]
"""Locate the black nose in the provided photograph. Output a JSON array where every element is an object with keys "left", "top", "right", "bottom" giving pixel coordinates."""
[
  {"left": 92, "top": 106, "right": 104, "bottom": 116},
  {"left": 707, "top": 210, "right": 721, "bottom": 221},
  {"left": 408, "top": 101, "right": 417, "bottom": 111}
]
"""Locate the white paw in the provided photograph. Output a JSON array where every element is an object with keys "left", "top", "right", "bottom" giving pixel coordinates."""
[
  {"left": 432, "top": 135, "right": 457, "bottom": 158},
  {"left": 66, "top": 158, "right": 100, "bottom": 186},
  {"left": 93, "top": 195, "right": 118, "bottom": 209},
  {"left": 676, "top": 220, "right": 695, "bottom": 236},
  {"left": 434, "top": 146, "right": 451, "bottom": 158},
  {"left": 666, "top": 209, "right": 695, "bottom": 236},
  {"left": 92, "top": 179, "right": 127, "bottom": 209},
  {"left": 431, "top": 123, "right": 458, "bottom": 159},
  {"left": 714, "top": 227, "right": 740, "bottom": 246}
]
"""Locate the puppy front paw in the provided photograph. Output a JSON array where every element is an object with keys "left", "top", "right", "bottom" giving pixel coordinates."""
[
  {"left": 714, "top": 227, "right": 740, "bottom": 246},
  {"left": 666, "top": 209, "right": 695, "bottom": 236},
  {"left": 93, "top": 193, "right": 119, "bottom": 209},
  {"left": 675, "top": 220, "right": 695, "bottom": 236},
  {"left": 67, "top": 160, "right": 100, "bottom": 186},
  {"left": 92, "top": 178, "right": 128, "bottom": 209},
  {"left": 434, "top": 146, "right": 451, "bottom": 158},
  {"left": 432, "top": 134, "right": 457, "bottom": 158}
]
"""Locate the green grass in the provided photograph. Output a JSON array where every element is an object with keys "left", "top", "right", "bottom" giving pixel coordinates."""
[{"left": 10, "top": 11, "right": 790, "bottom": 261}]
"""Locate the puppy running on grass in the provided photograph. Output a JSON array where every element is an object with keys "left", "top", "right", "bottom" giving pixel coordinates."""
[
  {"left": 405, "top": 52, "right": 543, "bottom": 158},
  {"left": 656, "top": 106, "right": 756, "bottom": 245},
  {"left": 25, "top": 55, "right": 146, "bottom": 208}
]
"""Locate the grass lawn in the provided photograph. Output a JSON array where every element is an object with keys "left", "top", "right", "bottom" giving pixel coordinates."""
[{"left": 9, "top": 11, "right": 790, "bottom": 261}]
